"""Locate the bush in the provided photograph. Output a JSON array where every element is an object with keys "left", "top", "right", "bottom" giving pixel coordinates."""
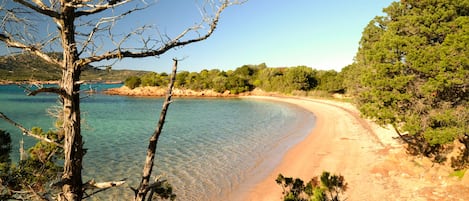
[
  {"left": 276, "top": 171, "right": 347, "bottom": 201},
  {"left": 125, "top": 76, "right": 141, "bottom": 89}
]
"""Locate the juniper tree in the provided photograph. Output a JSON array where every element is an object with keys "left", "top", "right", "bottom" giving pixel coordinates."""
[{"left": 351, "top": 0, "right": 469, "bottom": 164}]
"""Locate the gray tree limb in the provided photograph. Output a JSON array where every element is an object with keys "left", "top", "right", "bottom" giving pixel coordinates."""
[
  {"left": 0, "top": 112, "right": 63, "bottom": 148},
  {"left": 134, "top": 58, "right": 178, "bottom": 201}
]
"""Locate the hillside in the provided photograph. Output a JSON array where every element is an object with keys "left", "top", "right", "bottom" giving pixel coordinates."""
[{"left": 0, "top": 53, "right": 149, "bottom": 82}]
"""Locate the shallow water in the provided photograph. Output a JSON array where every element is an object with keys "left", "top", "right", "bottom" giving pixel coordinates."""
[{"left": 0, "top": 84, "right": 315, "bottom": 200}]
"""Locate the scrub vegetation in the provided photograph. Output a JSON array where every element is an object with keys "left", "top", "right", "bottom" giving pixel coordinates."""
[{"left": 124, "top": 63, "right": 344, "bottom": 95}]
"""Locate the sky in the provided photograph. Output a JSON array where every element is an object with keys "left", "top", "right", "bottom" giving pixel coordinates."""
[
  {"left": 1, "top": 0, "right": 396, "bottom": 73},
  {"left": 110, "top": 0, "right": 395, "bottom": 72}
]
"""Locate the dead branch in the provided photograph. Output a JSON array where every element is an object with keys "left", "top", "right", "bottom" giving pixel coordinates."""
[
  {"left": 74, "top": 0, "right": 134, "bottom": 17},
  {"left": 78, "top": 1, "right": 229, "bottom": 66},
  {"left": 16, "top": 84, "right": 69, "bottom": 98},
  {"left": 27, "top": 87, "right": 67, "bottom": 97},
  {"left": 83, "top": 179, "right": 126, "bottom": 189},
  {"left": 12, "top": 0, "right": 59, "bottom": 18},
  {"left": 145, "top": 177, "right": 170, "bottom": 201},
  {"left": 0, "top": 112, "right": 63, "bottom": 148},
  {"left": 27, "top": 185, "right": 50, "bottom": 201},
  {"left": 0, "top": 33, "right": 61, "bottom": 66},
  {"left": 134, "top": 59, "right": 178, "bottom": 200},
  {"left": 81, "top": 178, "right": 126, "bottom": 199},
  {"left": 77, "top": 5, "right": 148, "bottom": 56}
]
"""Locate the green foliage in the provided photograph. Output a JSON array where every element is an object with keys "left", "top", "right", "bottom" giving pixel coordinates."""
[
  {"left": 0, "top": 130, "right": 12, "bottom": 172},
  {"left": 284, "top": 66, "right": 317, "bottom": 92},
  {"left": 125, "top": 76, "right": 142, "bottom": 89},
  {"left": 350, "top": 0, "right": 469, "bottom": 163},
  {"left": 212, "top": 76, "right": 228, "bottom": 93},
  {"left": 449, "top": 169, "right": 466, "bottom": 179},
  {"left": 0, "top": 130, "right": 12, "bottom": 199},
  {"left": 145, "top": 179, "right": 177, "bottom": 201},
  {"left": 255, "top": 66, "right": 328, "bottom": 94},
  {"left": 0, "top": 128, "right": 63, "bottom": 199},
  {"left": 174, "top": 71, "right": 189, "bottom": 88},
  {"left": 255, "top": 67, "right": 285, "bottom": 92},
  {"left": 122, "top": 63, "right": 347, "bottom": 96},
  {"left": 315, "top": 70, "right": 344, "bottom": 93},
  {"left": 140, "top": 72, "right": 169, "bottom": 87},
  {"left": 276, "top": 171, "right": 347, "bottom": 201}
]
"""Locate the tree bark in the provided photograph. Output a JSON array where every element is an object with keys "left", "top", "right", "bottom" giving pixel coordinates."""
[
  {"left": 134, "top": 59, "right": 178, "bottom": 201},
  {"left": 58, "top": 4, "right": 84, "bottom": 200}
]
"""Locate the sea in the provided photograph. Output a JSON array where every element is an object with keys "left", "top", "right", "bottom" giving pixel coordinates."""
[{"left": 0, "top": 84, "right": 315, "bottom": 200}]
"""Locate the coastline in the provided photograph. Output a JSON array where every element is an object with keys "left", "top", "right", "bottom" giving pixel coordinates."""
[
  {"left": 3, "top": 81, "right": 468, "bottom": 200},
  {"left": 103, "top": 86, "right": 278, "bottom": 97}
]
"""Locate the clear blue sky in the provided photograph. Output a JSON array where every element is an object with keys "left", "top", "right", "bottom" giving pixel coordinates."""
[
  {"left": 110, "top": 0, "right": 395, "bottom": 72},
  {"left": 2, "top": 0, "right": 396, "bottom": 73}
]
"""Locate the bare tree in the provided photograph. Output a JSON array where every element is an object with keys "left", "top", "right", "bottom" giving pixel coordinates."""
[
  {"left": 133, "top": 58, "right": 178, "bottom": 201},
  {"left": 0, "top": 0, "right": 238, "bottom": 200}
]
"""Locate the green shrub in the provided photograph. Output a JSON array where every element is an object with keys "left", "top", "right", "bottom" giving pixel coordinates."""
[
  {"left": 276, "top": 171, "right": 347, "bottom": 201},
  {"left": 125, "top": 76, "right": 141, "bottom": 89}
]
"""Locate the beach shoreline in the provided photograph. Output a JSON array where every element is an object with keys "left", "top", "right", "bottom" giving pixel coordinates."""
[
  {"left": 239, "top": 96, "right": 469, "bottom": 201},
  {"left": 238, "top": 96, "right": 390, "bottom": 200}
]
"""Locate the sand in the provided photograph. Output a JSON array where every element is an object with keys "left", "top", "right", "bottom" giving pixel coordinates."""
[{"left": 241, "top": 96, "right": 469, "bottom": 201}]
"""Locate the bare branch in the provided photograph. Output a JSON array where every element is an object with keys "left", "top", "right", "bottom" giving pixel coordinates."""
[
  {"left": 74, "top": 0, "right": 134, "bottom": 17},
  {"left": 77, "top": 5, "right": 147, "bottom": 56},
  {"left": 17, "top": 84, "right": 69, "bottom": 98},
  {"left": 80, "top": 178, "right": 127, "bottom": 199},
  {"left": 78, "top": 1, "right": 229, "bottom": 66},
  {"left": 12, "top": 0, "right": 59, "bottom": 18},
  {"left": 0, "top": 112, "right": 63, "bottom": 148},
  {"left": 27, "top": 87, "right": 68, "bottom": 97},
  {"left": 27, "top": 185, "right": 50, "bottom": 201},
  {"left": 83, "top": 179, "right": 126, "bottom": 189},
  {"left": 0, "top": 33, "right": 62, "bottom": 66}
]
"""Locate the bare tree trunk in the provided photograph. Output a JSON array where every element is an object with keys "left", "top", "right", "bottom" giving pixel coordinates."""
[
  {"left": 58, "top": 6, "right": 84, "bottom": 201},
  {"left": 60, "top": 71, "right": 83, "bottom": 201},
  {"left": 134, "top": 59, "right": 178, "bottom": 201}
]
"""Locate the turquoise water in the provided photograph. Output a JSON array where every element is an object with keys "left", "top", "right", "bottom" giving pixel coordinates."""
[{"left": 0, "top": 84, "right": 315, "bottom": 200}]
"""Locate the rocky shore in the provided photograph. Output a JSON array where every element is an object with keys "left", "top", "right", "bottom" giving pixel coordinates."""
[{"left": 104, "top": 86, "right": 277, "bottom": 97}]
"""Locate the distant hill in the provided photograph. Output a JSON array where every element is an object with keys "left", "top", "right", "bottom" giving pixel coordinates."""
[{"left": 0, "top": 53, "right": 149, "bottom": 82}]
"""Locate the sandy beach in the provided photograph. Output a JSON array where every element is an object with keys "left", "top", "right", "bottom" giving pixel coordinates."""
[
  {"left": 95, "top": 86, "right": 469, "bottom": 200},
  {"left": 241, "top": 96, "right": 469, "bottom": 201}
]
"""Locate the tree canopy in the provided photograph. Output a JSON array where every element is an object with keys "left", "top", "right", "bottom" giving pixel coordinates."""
[
  {"left": 348, "top": 0, "right": 469, "bottom": 166},
  {"left": 125, "top": 64, "right": 343, "bottom": 95}
]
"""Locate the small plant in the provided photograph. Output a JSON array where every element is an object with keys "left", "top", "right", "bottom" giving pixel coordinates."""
[
  {"left": 449, "top": 169, "right": 466, "bottom": 180},
  {"left": 276, "top": 171, "right": 347, "bottom": 201}
]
